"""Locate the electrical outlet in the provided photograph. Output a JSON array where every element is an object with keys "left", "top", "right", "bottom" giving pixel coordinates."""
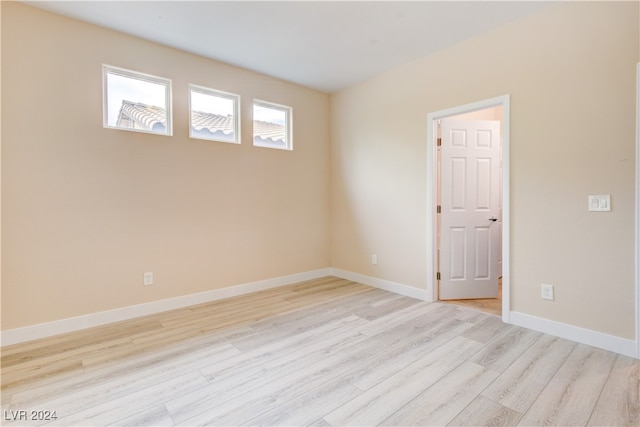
[
  {"left": 144, "top": 272, "right": 153, "bottom": 286},
  {"left": 541, "top": 283, "right": 554, "bottom": 301},
  {"left": 371, "top": 254, "right": 378, "bottom": 265}
]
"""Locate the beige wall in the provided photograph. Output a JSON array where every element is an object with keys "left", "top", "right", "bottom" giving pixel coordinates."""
[
  {"left": 1, "top": 3, "right": 331, "bottom": 330},
  {"left": 331, "top": 1, "right": 639, "bottom": 339}
]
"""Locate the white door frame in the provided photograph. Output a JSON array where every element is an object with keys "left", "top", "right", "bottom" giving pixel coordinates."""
[
  {"left": 635, "top": 63, "right": 640, "bottom": 358},
  {"left": 427, "top": 94, "right": 511, "bottom": 323}
]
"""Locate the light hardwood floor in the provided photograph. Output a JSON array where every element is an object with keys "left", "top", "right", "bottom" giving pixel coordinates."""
[
  {"left": 1, "top": 276, "right": 638, "bottom": 426},
  {"left": 445, "top": 278, "right": 502, "bottom": 316}
]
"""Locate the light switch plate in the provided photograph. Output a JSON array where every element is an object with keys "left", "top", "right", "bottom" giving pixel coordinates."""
[{"left": 588, "top": 195, "right": 611, "bottom": 212}]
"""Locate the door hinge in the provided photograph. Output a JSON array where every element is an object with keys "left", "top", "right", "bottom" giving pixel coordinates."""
[
  {"left": 436, "top": 272, "right": 441, "bottom": 281},
  {"left": 437, "top": 137, "right": 442, "bottom": 147},
  {"left": 437, "top": 205, "right": 441, "bottom": 214}
]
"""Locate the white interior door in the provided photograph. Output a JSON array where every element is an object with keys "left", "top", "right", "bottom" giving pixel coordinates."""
[{"left": 439, "top": 119, "right": 501, "bottom": 300}]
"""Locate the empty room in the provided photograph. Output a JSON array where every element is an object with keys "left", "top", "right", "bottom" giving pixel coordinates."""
[{"left": 1, "top": 1, "right": 639, "bottom": 426}]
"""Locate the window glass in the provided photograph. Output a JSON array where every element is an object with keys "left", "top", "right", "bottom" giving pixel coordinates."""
[
  {"left": 253, "top": 100, "right": 292, "bottom": 150},
  {"left": 189, "top": 85, "right": 240, "bottom": 143},
  {"left": 103, "top": 65, "right": 172, "bottom": 135}
]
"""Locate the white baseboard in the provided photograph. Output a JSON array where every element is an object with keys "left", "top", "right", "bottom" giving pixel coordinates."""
[
  {"left": 509, "top": 311, "right": 638, "bottom": 359},
  {"left": 330, "top": 268, "right": 430, "bottom": 301},
  {"left": 3, "top": 268, "right": 637, "bottom": 359},
  {"left": 0, "top": 268, "right": 332, "bottom": 347}
]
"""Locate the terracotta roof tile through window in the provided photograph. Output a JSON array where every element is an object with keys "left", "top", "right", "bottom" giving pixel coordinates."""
[
  {"left": 117, "top": 100, "right": 167, "bottom": 132},
  {"left": 115, "top": 100, "right": 287, "bottom": 145}
]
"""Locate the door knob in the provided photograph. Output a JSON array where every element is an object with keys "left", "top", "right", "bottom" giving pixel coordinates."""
[{"left": 489, "top": 217, "right": 498, "bottom": 222}]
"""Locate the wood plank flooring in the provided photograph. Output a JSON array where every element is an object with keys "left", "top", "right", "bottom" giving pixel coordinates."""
[
  {"left": 445, "top": 278, "right": 502, "bottom": 316},
  {"left": 1, "top": 276, "right": 638, "bottom": 426}
]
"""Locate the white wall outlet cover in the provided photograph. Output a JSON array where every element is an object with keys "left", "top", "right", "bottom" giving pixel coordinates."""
[
  {"left": 144, "top": 272, "right": 153, "bottom": 286},
  {"left": 588, "top": 195, "right": 611, "bottom": 212},
  {"left": 541, "top": 284, "right": 554, "bottom": 301}
]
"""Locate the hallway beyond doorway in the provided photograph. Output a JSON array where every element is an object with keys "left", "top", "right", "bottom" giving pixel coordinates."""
[{"left": 446, "top": 278, "right": 502, "bottom": 316}]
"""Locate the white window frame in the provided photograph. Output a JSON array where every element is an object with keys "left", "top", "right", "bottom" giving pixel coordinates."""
[
  {"left": 252, "top": 99, "right": 293, "bottom": 151},
  {"left": 189, "top": 84, "right": 241, "bottom": 144},
  {"left": 102, "top": 64, "right": 172, "bottom": 135}
]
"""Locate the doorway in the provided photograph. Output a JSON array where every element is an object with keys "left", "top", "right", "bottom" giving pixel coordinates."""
[
  {"left": 426, "top": 95, "right": 510, "bottom": 322},
  {"left": 439, "top": 114, "right": 502, "bottom": 300}
]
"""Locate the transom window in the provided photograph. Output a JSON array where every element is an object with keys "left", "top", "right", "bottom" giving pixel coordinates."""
[
  {"left": 102, "top": 65, "right": 172, "bottom": 135},
  {"left": 253, "top": 100, "right": 292, "bottom": 150},
  {"left": 189, "top": 85, "right": 240, "bottom": 144}
]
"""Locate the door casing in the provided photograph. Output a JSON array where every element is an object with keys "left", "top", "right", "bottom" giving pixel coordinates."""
[
  {"left": 427, "top": 95, "right": 511, "bottom": 322},
  {"left": 635, "top": 63, "right": 639, "bottom": 358}
]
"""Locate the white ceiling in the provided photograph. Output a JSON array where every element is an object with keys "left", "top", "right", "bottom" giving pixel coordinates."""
[{"left": 24, "top": 1, "right": 554, "bottom": 93}]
